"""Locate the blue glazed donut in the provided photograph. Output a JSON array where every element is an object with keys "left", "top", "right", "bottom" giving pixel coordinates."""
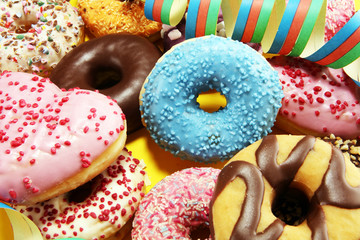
[{"left": 140, "top": 35, "right": 283, "bottom": 163}]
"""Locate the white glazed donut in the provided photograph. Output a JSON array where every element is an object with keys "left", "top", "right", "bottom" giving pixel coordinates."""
[
  {"left": 0, "top": 0, "right": 84, "bottom": 76},
  {"left": 14, "top": 148, "right": 148, "bottom": 240}
]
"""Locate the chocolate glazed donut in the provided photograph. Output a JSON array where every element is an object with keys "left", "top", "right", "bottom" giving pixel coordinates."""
[{"left": 50, "top": 33, "right": 162, "bottom": 133}]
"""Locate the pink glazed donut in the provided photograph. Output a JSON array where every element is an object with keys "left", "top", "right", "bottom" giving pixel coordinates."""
[
  {"left": 271, "top": 56, "right": 360, "bottom": 139},
  {"left": 131, "top": 167, "right": 220, "bottom": 239},
  {"left": 0, "top": 71, "right": 127, "bottom": 204},
  {"left": 271, "top": 0, "right": 358, "bottom": 139}
]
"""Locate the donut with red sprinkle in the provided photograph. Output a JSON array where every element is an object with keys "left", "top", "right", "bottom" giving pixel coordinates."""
[
  {"left": 0, "top": 71, "right": 127, "bottom": 204},
  {"left": 271, "top": 56, "right": 360, "bottom": 139},
  {"left": 14, "top": 148, "right": 148, "bottom": 240},
  {"left": 271, "top": 0, "right": 358, "bottom": 139}
]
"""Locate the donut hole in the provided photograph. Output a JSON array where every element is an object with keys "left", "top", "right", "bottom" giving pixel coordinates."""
[
  {"left": 89, "top": 66, "right": 122, "bottom": 90},
  {"left": 271, "top": 187, "right": 310, "bottom": 226},
  {"left": 196, "top": 89, "right": 227, "bottom": 113},
  {"left": 15, "top": 23, "right": 34, "bottom": 33},
  {"left": 189, "top": 224, "right": 211, "bottom": 240},
  {"left": 66, "top": 178, "right": 97, "bottom": 203},
  {"left": 14, "top": 17, "right": 39, "bottom": 33}
]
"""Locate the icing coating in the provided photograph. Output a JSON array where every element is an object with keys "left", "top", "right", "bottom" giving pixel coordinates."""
[
  {"left": 50, "top": 33, "right": 162, "bottom": 133},
  {"left": 271, "top": 56, "right": 360, "bottom": 138},
  {"left": 271, "top": 0, "right": 357, "bottom": 138},
  {"left": 140, "top": 35, "right": 283, "bottom": 163},
  {"left": 14, "top": 148, "right": 148, "bottom": 240},
  {"left": 210, "top": 135, "right": 360, "bottom": 239},
  {"left": 132, "top": 167, "right": 220, "bottom": 239},
  {"left": 0, "top": 71, "right": 126, "bottom": 204},
  {"left": 0, "top": 0, "right": 84, "bottom": 77}
]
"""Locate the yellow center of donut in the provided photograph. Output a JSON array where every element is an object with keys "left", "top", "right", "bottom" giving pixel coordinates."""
[{"left": 196, "top": 89, "right": 227, "bottom": 113}]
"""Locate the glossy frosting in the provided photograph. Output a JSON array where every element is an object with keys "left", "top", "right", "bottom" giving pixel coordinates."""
[
  {"left": 271, "top": 56, "right": 360, "bottom": 138},
  {"left": 50, "top": 33, "right": 161, "bottom": 133},
  {"left": 0, "top": 72, "right": 125, "bottom": 203},
  {"left": 132, "top": 167, "right": 220, "bottom": 239},
  {"left": 210, "top": 135, "right": 360, "bottom": 239},
  {"left": 271, "top": 0, "right": 357, "bottom": 138},
  {"left": 15, "top": 148, "right": 148, "bottom": 240},
  {"left": 0, "top": 0, "right": 84, "bottom": 76},
  {"left": 140, "top": 35, "right": 283, "bottom": 163}
]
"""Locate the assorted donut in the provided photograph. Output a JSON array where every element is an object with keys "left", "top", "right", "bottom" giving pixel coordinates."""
[
  {"left": 1, "top": 0, "right": 360, "bottom": 239},
  {"left": 0, "top": 0, "right": 85, "bottom": 77},
  {"left": 0, "top": 71, "right": 127, "bottom": 205},
  {"left": 140, "top": 35, "right": 283, "bottom": 163},
  {"left": 14, "top": 148, "right": 148, "bottom": 240},
  {"left": 77, "top": 0, "right": 162, "bottom": 39},
  {"left": 270, "top": 56, "right": 360, "bottom": 139},
  {"left": 50, "top": 33, "right": 162, "bottom": 133},
  {"left": 210, "top": 135, "right": 360, "bottom": 239},
  {"left": 132, "top": 167, "right": 220, "bottom": 239}
]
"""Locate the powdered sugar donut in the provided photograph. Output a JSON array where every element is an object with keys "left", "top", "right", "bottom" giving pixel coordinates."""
[
  {"left": 14, "top": 148, "right": 148, "bottom": 240},
  {"left": 132, "top": 167, "right": 220, "bottom": 239},
  {"left": 0, "top": 71, "right": 126, "bottom": 204},
  {"left": 0, "top": 0, "right": 84, "bottom": 77}
]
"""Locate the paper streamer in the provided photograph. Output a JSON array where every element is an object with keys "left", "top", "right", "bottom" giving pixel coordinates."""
[
  {"left": 0, "top": 202, "right": 86, "bottom": 240},
  {"left": 0, "top": 202, "right": 42, "bottom": 240},
  {"left": 144, "top": 0, "right": 360, "bottom": 82}
]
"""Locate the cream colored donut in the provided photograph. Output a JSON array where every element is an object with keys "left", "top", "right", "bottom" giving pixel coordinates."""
[
  {"left": 210, "top": 135, "right": 360, "bottom": 240},
  {"left": 0, "top": 0, "right": 84, "bottom": 76},
  {"left": 14, "top": 148, "right": 148, "bottom": 240}
]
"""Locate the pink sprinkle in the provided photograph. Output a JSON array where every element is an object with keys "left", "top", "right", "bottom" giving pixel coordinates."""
[{"left": 27, "top": 44, "right": 35, "bottom": 50}]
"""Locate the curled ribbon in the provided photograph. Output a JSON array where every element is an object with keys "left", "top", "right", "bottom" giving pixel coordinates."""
[
  {"left": 0, "top": 202, "right": 42, "bottom": 240},
  {"left": 144, "top": 0, "right": 360, "bottom": 83}
]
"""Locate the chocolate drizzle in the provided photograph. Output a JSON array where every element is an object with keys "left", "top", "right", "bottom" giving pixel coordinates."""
[
  {"left": 210, "top": 135, "right": 360, "bottom": 240},
  {"left": 210, "top": 161, "right": 285, "bottom": 240},
  {"left": 256, "top": 135, "right": 315, "bottom": 188},
  {"left": 314, "top": 147, "right": 360, "bottom": 208}
]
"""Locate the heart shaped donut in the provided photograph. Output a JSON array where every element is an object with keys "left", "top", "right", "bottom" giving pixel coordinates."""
[{"left": 0, "top": 71, "right": 127, "bottom": 204}]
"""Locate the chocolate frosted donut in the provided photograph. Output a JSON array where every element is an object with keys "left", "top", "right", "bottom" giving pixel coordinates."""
[
  {"left": 50, "top": 33, "right": 162, "bottom": 133},
  {"left": 210, "top": 135, "right": 360, "bottom": 240}
]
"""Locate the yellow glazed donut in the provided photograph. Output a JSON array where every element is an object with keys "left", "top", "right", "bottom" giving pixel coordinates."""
[
  {"left": 210, "top": 135, "right": 360, "bottom": 240},
  {"left": 0, "top": 0, "right": 84, "bottom": 77},
  {"left": 77, "top": 0, "right": 162, "bottom": 38}
]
